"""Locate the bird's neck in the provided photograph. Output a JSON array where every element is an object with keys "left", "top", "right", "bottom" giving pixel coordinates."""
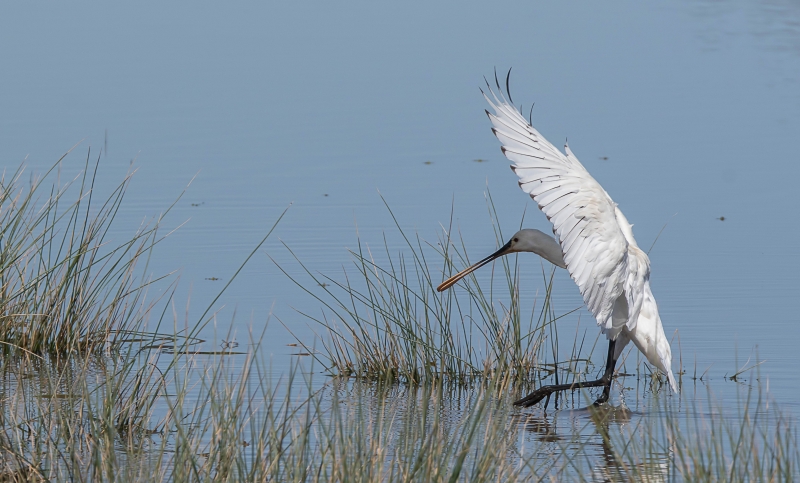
[{"left": 530, "top": 231, "right": 567, "bottom": 268}]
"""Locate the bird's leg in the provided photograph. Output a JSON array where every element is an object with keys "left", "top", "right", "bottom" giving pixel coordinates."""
[
  {"left": 514, "top": 340, "right": 618, "bottom": 408},
  {"left": 592, "top": 339, "right": 619, "bottom": 406}
]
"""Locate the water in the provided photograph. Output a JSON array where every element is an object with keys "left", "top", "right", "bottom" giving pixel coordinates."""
[{"left": 1, "top": 0, "right": 799, "bottom": 476}]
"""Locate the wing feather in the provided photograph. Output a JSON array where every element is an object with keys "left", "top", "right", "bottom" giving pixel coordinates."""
[
  {"left": 536, "top": 185, "right": 580, "bottom": 206},
  {"left": 485, "top": 88, "right": 647, "bottom": 336},
  {"left": 545, "top": 195, "right": 576, "bottom": 222}
]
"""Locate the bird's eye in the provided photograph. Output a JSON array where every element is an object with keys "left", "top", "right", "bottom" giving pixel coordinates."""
[{"left": 513, "top": 238, "right": 519, "bottom": 242}]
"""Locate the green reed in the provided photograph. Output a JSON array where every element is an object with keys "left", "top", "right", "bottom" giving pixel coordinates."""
[
  {"left": 276, "top": 193, "right": 588, "bottom": 387},
  {"left": 0, "top": 149, "right": 182, "bottom": 354}
]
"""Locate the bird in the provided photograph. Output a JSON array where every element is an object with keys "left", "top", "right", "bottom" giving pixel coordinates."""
[{"left": 437, "top": 75, "right": 678, "bottom": 408}]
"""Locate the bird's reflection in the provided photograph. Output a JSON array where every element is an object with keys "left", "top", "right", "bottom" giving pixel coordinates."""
[{"left": 516, "top": 404, "right": 670, "bottom": 483}]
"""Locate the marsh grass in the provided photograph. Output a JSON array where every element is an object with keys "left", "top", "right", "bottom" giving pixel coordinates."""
[
  {"left": 0, "top": 347, "right": 166, "bottom": 480},
  {"left": 594, "top": 378, "right": 799, "bottom": 482},
  {"left": 276, "top": 194, "right": 592, "bottom": 388},
  {"left": 2, "top": 333, "right": 797, "bottom": 482},
  {"left": 0, "top": 150, "right": 179, "bottom": 354},
  {"left": 0, "top": 325, "right": 609, "bottom": 482},
  {"left": 0, "top": 156, "right": 797, "bottom": 481}
]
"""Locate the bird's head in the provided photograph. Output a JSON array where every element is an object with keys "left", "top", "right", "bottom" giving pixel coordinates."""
[{"left": 436, "top": 229, "right": 566, "bottom": 292}]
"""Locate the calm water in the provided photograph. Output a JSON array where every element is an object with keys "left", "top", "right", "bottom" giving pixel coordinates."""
[{"left": 2, "top": 0, "right": 799, "bottom": 430}]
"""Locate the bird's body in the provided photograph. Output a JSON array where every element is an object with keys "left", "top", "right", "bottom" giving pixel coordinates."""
[{"left": 437, "top": 79, "right": 677, "bottom": 406}]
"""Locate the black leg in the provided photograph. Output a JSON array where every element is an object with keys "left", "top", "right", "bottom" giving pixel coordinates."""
[
  {"left": 592, "top": 338, "right": 619, "bottom": 406},
  {"left": 514, "top": 339, "right": 619, "bottom": 408}
]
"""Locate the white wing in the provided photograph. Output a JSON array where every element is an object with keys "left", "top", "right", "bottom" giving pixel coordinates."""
[{"left": 484, "top": 87, "right": 649, "bottom": 336}]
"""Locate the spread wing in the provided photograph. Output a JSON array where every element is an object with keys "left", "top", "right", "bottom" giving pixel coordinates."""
[{"left": 484, "top": 87, "right": 646, "bottom": 334}]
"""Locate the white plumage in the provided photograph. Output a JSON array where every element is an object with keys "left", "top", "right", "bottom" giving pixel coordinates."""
[{"left": 484, "top": 86, "right": 678, "bottom": 392}]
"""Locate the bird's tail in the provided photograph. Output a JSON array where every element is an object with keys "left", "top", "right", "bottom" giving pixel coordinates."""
[
  {"left": 655, "top": 331, "right": 679, "bottom": 393},
  {"left": 665, "top": 367, "right": 678, "bottom": 393}
]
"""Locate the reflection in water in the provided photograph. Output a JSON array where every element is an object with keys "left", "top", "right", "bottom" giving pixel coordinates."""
[
  {"left": 587, "top": 406, "right": 669, "bottom": 483},
  {"left": 0, "top": 353, "right": 164, "bottom": 479},
  {"left": 322, "top": 377, "right": 678, "bottom": 481},
  {"left": 515, "top": 404, "right": 670, "bottom": 482},
  {"left": 0, "top": 352, "right": 792, "bottom": 480}
]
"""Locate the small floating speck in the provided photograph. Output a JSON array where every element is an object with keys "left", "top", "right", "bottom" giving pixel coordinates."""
[
  {"left": 424, "top": 161, "right": 433, "bottom": 165},
  {"left": 191, "top": 202, "right": 204, "bottom": 207},
  {"left": 473, "top": 158, "right": 487, "bottom": 163},
  {"left": 323, "top": 193, "right": 329, "bottom": 197},
  {"left": 205, "top": 277, "right": 220, "bottom": 281},
  {"left": 717, "top": 216, "right": 725, "bottom": 221},
  {"left": 599, "top": 156, "right": 609, "bottom": 161}
]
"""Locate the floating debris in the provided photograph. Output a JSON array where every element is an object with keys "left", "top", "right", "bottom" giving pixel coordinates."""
[
  {"left": 424, "top": 161, "right": 433, "bottom": 165},
  {"left": 221, "top": 340, "right": 239, "bottom": 349},
  {"left": 205, "top": 277, "right": 220, "bottom": 281},
  {"left": 599, "top": 156, "right": 609, "bottom": 161},
  {"left": 717, "top": 216, "right": 725, "bottom": 221},
  {"left": 473, "top": 158, "right": 487, "bottom": 163},
  {"left": 191, "top": 202, "right": 205, "bottom": 207}
]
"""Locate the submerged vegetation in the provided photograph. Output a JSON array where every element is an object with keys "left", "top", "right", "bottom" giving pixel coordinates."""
[{"left": 0, "top": 153, "right": 795, "bottom": 481}]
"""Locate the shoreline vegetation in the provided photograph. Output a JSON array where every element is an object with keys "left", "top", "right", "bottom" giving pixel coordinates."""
[{"left": 0, "top": 153, "right": 796, "bottom": 481}]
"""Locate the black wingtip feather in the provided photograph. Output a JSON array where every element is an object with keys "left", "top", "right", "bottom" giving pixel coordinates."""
[{"left": 505, "top": 68, "right": 513, "bottom": 104}]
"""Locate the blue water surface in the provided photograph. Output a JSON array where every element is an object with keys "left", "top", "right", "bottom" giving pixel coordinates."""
[{"left": 1, "top": 1, "right": 798, "bottom": 413}]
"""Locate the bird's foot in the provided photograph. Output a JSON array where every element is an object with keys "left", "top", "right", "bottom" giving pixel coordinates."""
[{"left": 513, "top": 387, "right": 554, "bottom": 408}]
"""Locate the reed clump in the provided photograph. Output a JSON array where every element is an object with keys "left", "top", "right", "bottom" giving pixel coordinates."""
[
  {"left": 277, "top": 195, "right": 592, "bottom": 388},
  {"left": 0, "top": 151, "right": 174, "bottom": 354}
]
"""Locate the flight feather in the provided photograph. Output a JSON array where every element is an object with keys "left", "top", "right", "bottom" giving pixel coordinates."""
[{"left": 484, "top": 87, "right": 649, "bottom": 337}]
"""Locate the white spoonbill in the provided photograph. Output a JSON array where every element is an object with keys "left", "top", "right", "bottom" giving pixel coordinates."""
[{"left": 437, "top": 78, "right": 678, "bottom": 407}]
